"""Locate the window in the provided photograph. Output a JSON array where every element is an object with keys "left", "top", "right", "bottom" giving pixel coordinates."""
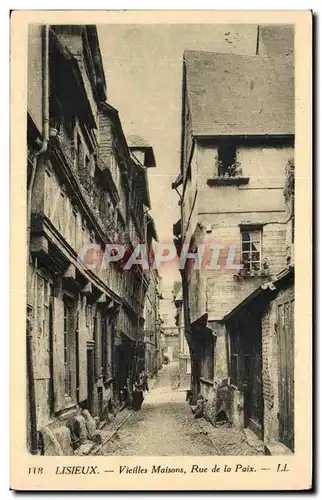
[
  {"left": 217, "top": 143, "right": 239, "bottom": 177},
  {"left": 241, "top": 229, "right": 262, "bottom": 272},
  {"left": 101, "top": 317, "right": 113, "bottom": 381},
  {"left": 63, "top": 301, "right": 73, "bottom": 397},
  {"left": 36, "top": 274, "right": 53, "bottom": 340}
]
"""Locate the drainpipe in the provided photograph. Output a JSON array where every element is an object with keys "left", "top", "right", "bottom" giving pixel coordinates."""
[
  {"left": 26, "top": 24, "right": 50, "bottom": 454},
  {"left": 175, "top": 187, "right": 198, "bottom": 403}
]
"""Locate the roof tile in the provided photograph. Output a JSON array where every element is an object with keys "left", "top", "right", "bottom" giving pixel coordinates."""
[{"left": 184, "top": 50, "right": 294, "bottom": 137}]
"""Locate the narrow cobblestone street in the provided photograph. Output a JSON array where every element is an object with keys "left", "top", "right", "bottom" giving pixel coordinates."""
[
  {"left": 96, "top": 362, "right": 264, "bottom": 456},
  {"left": 98, "top": 362, "right": 215, "bottom": 456}
]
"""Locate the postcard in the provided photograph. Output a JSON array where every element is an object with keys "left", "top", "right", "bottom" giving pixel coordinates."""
[{"left": 10, "top": 10, "right": 312, "bottom": 491}]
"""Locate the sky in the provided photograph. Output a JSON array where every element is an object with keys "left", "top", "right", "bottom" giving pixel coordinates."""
[{"left": 97, "top": 24, "right": 258, "bottom": 287}]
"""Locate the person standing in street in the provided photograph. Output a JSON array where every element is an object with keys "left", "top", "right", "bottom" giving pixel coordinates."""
[{"left": 142, "top": 372, "right": 149, "bottom": 393}]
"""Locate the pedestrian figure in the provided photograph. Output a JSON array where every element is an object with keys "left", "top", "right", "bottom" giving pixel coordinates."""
[
  {"left": 132, "top": 382, "right": 144, "bottom": 411},
  {"left": 141, "top": 372, "right": 149, "bottom": 393},
  {"left": 192, "top": 394, "right": 206, "bottom": 419}
]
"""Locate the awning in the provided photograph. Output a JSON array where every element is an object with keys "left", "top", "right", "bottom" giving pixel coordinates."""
[{"left": 171, "top": 172, "right": 183, "bottom": 190}]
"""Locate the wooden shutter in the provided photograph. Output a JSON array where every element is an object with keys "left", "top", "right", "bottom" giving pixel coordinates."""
[
  {"left": 94, "top": 310, "right": 101, "bottom": 380},
  {"left": 78, "top": 302, "right": 88, "bottom": 403},
  {"left": 52, "top": 295, "right": 65, "bottom": 412}
]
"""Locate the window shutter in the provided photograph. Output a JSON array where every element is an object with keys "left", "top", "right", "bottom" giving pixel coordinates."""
[
  {"left": 52, "top": 296, "right": 65, "bottom": 412},
  {"left": 78, "top": 303, "right": 88, "bottom": 403},
  {"left": 94, "top": 311, "right": 101, "bottom": 380}
]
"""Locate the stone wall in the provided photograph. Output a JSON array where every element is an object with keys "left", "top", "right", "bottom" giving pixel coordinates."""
[
  {"left": 205, "top": 219, "right": 287, "bottom": 320},
  {"left": 180, "top": 141, "right": 293, "bottom": 322}
]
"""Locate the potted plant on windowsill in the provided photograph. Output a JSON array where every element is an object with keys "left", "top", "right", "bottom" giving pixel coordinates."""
[
  {"left": 235, "top": 257, "right": 271, "bottom": 279},
  {"left": 207, "top": 160, "right": 249, "bottom": 186}
]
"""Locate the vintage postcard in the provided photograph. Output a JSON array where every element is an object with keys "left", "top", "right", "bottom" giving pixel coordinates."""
[{"left": 10, "top": 10, "right": 312, "bottom": 491}]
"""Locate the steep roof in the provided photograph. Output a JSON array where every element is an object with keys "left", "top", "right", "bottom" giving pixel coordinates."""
[
  {"left": 258, "top": 25, "right": 294, "bottom": 57},
  {"left": 127, "top": 134, "right": 156, "bottom": 168},
  {"left": 184, "top": 50, "right": 294, "bottom": 137}
]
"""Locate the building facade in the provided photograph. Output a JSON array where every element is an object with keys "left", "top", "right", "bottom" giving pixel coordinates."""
[
  {"left": 172, "top": 26, "right": 295, "bottom": 452},
  {"left": 159, "top": 285, "right": 180, "bottom": 361},
  {"left": 173, "top": 281, "right": 191, "bottom": 385},
  {"left": 143, "top": 266, "right": 162, "bottom": 377},
  {"left": 27, "top": 24, "right": 159, "bottom": 454}
]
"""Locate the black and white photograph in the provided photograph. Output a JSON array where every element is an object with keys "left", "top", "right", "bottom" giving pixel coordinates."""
[{"left": 10, "top": 10, "right": 312, "bottom": 491}]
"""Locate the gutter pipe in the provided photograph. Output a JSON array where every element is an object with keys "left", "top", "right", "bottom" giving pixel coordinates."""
[{"left": 26, "top": 24, "right": 50, "bottom": 455}]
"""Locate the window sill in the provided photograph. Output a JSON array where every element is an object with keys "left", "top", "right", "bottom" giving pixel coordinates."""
[
  {"left": 233, "top": 271, "right": 271, "bottom": 279},
  {"left": 207, "top": 176, "right": 250, "bottom": 187}
]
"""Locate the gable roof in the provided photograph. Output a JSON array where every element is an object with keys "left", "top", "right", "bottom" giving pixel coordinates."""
[
  {"left": 127, "top": 134, "right": 156, "bottom": 168},
  {"left": 184, "top": 50, "right": 294, "bottom": 137}
]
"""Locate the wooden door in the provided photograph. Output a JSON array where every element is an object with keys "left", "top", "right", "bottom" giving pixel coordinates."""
[
  {"left": 277, "top": 293, "right": 294, "bottom": 451},
  {"left": 243, "top": 320, "right": 263, "bottom": 439}
]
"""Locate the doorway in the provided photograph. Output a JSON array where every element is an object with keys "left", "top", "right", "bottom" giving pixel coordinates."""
[
  {"left": 277, "top": 295, "right": 294, "bottom": 451},
  {"left": 243, "top": 320, "right": 263, "bottom": 439}
]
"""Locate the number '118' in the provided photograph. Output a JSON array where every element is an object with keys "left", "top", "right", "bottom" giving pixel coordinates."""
[{"left": 28, "top": 467, "right": 43, "bottom": 474}]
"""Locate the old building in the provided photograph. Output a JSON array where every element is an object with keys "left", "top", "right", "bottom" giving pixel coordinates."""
[
  {"left": 27, "top": 24, "right": 159, "bottom": 454},
  {"left": 223, "top": 266, "right": 294, "bottom": 453},
  {"left": 172, "top": 26, "right": 294, "bottom": 449},
  {"left": 143, "top": 265, "right": 162, "bottom": 378},
  {"left": 159, "top": 285, "right": 180, "bottom": 362},
  {"left": 221, "top": 159, "right": 295, "bottom": 453},
  {"left": 112, "top": 136, "right": 157, "bottom": 397},
  {"left": 173, "top": 281, "right": 191, "bottom": 386}
]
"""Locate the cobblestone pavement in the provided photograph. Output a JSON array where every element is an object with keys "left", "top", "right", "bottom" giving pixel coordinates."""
[
  {"left": 96, "top": 362, "right": 264, "bottom": 456},
  {"left": 196, "top": 419, "right": 264, "bottom": 456}
]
